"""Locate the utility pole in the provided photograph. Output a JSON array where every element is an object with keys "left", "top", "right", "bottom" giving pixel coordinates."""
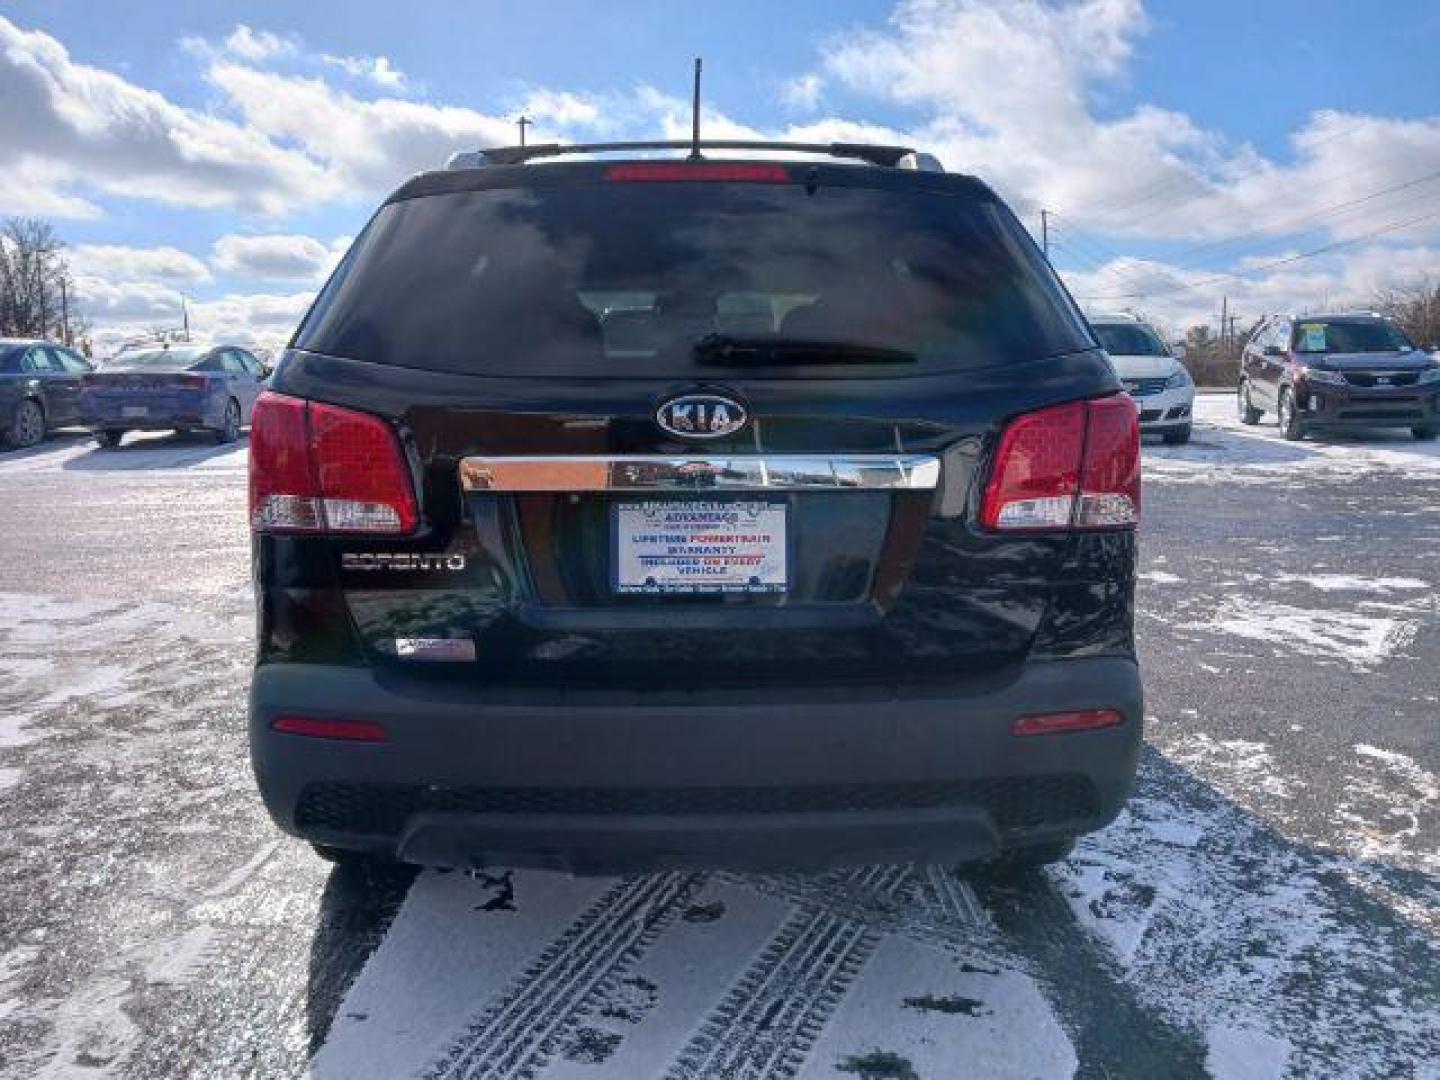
[
  {"left": 1220, "top": 295, "right": 1228, "bottom": 358},
  {"left": 1041, "top": 209, "right": 1050, "bottom": 259},
  {"left": 182, "top": 295, "right": 190, "bottom": 341},
  {"left": 516, "top": 115, "right": 531, "bottom": 146},
  {"left": 60, "top": 276, "right": 70, "bottom": 346}
]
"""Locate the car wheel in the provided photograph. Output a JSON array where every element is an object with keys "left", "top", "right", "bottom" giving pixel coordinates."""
[
  {"left": 1277, "top": 388, "right": 1305, "bottom": 441},
  {"left": 1413, "top": 426, "right": 1438, "bottom": 441},
  {"left": 1162, "top": 423, "right": 1192, "bottom": 445},
  {"left": 1237, "top": 381, "right": 1262, "bottom": 425},
  {"left": 94, "top": 429, "right": 125, "bottom": 450},
  {"left": 213, "top": 398, "right": 241, "bottom": 445},
  {"left": 4, "top": 399, "right": 46, "bottom": 449}
]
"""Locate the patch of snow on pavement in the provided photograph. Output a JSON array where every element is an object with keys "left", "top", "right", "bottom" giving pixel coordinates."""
[
  {"left": 1053, "top": 752, "right": 1440, "bottom": 1079},
  {"left": 316, "top": 866, "right": 1072, "bottom": 1080},
  {"left": 1144, "top": 393, "right": 1440, "bottom": 484},
  {"left": 1205, "top": 598, "right": 1418, "bottom": 670},
  {"left": 1167, "top": 734, "right": 1300, "bottom": 800},
  {"left": 1139, "top": 570, "right": 1184, "bottom": 584},
  {"left": 1336, "top": 745, "right": 1439, "bottom": 874},
  {"left": 1283, "top": 574, "right": 1429, "bottom": 593},
  {"left": 1205, "top": 1023, "right": 1292, "bottom": 1080},
  {"left": 796, "top": 935, "right": 1075, "bottom": 1080},
  {"left": 140, "top": 924, "right": 219, "bottom": 987}
]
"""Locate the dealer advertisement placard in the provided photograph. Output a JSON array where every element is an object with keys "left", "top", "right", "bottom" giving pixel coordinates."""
[{"left": 612, "top": 499, "right": 788, "bottom": 594}]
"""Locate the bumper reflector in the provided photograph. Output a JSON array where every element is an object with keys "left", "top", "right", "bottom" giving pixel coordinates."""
[
  {"left": 272, "top": 715, "right": 388, "bottom": 742},
  {"left": 1012, "top": 709, "right": 1123, "bottom": 737}
]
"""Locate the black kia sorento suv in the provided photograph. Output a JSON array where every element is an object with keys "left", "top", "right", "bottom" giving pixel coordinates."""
[{"left": 248, "top": 140, "right": 1143, "bottom": 874}]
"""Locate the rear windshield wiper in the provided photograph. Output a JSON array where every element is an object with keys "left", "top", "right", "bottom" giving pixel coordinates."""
[{"left": 692, "top": 333, "right": 916, "bottom": 366}]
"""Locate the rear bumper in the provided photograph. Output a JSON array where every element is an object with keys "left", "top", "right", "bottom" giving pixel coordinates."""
[
  {"left": 249, "top": 655, "right": 1143, "bottom": 873},
  {"left": 80, "top": 399, "right": 219, "bottom": 430}
]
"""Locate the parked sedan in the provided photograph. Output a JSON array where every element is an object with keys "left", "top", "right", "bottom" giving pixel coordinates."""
[
  {"left": 0, "top": 338, "right": 94, "bottom": 449},
  {"left": 1089, "top": 314, "right": 1195, "bottom": 444},
  {"left": 80, "top": 344, "right": 267, "bottom": 449}
]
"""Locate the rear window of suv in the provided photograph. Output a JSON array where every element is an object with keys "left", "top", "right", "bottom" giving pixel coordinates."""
[{"left": 294, "top": 176, "right": 1093, "bottom": 378}]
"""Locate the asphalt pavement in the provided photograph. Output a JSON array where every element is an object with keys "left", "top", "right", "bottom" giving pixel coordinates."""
[{"left": 0, "top": 397, "right": 1435, "bottom": 1079}]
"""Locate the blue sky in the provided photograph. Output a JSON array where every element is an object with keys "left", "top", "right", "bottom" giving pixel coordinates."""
[{"left": 2, "top": 0, "right": 1438, "bottom": 349}]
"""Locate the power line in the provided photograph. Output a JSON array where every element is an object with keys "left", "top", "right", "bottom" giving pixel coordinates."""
[
  {"left": 1046, "top": 236, "right": 1107, "bottom": 274},
  {"left": 1065, "top": 172, "right": 1440, "bottom": 299},
  {"left": 1076, "top": 186, "right": 1440, "bottom": 297},
  {"left": 1044, "top": 213, "right": 1131, "bottom": 266},
  {"left": 1149, "top": 168, "right": 1440, "bottom": 270},
  {"left": 1060, "top": 116, "right": 1378, "bottom": 224},
  {"left": 1076, "top": 205, "right": 1440, "bottom": 302}
]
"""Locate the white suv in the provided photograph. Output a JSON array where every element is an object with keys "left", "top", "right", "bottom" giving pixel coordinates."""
[{"left": 1089, "top": 313, "right": 1195, "bottom": 444}]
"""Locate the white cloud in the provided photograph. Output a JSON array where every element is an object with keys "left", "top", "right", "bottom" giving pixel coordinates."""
[
  {"left": 222, "top": 25, "right": 297, "bottom": 63},
  {"left": 205, "top": 62, "right": 512, "bottom": 189},
  {"left": 0, "top": 160, "right": 102, "bottom": 219},
  {"left": 186, "top": 23, "right": 410, "bottom": 93},
  {"left": 84, "top": 286, "right": 315, "bottom": 355},
  {"left": 780, "top": 74, "right": 824, "bottom": 113},
  {"left": 72, "top": 277, "right": 183, "bottom": 325},
  {"left": 189, "top": 289, "right": 315, "bottom": 348},
  {"left": 808, "top": 0, "right": 1440, "bottom": 247},
  {"left": 0, "top": 16, "right": 335, "bottom": 216},
  {"left": 323, "top": 53, "right": 407, "bottom": 91},
  {"left": 209, "top": 233, "right": 332, "bottom": 282},
  {"left": 69, "top": 244, "right": 211, "bottom": 284},
  {"left": 518, "top": 89, "right": 603, "bottom": 131}
]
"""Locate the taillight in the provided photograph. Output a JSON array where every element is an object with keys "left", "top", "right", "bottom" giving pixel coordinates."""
[
  {"left": 605, "top": 163, "right": 790, "bottom": 183},
  {"left": 249, "top": 391, "right": 417, "bottom": 534},
  {"left": 981, "top": 395, "right": 1140, "bottom": 531},
  {"left": 181, "top": 374, "right": 208, "bottom": 390},
  {"left": 1012, "top": 709, "right": 1123, "bottom": 737},
  {"left": 272, "top": 715, "right": 388, "bottom": 742},
  {"left": 1076, "top": 395, "right": 1142, "bottom": 527}
]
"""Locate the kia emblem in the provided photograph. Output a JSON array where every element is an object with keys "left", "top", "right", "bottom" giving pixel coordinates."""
[{"left": 655, "top": 393, "right": 748, "bottom": 439}]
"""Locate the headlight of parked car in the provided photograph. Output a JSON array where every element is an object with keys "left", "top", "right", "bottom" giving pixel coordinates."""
[
  {"left": 1419, "top": 365, "right": 1440, "bottom": 384},
  {"left": 1303, "top": 367, "right": 1346, "bottom": 385},
  {"left": 1164, "top": 366, "right": 1192, "bottom": 389}
]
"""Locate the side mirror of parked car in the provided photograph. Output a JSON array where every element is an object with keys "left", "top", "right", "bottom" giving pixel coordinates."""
[{"left": 1170, "top": 343, "right": 1186, "bottom": 359}]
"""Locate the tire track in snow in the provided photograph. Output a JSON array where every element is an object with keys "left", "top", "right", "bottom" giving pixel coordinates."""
[
  {"left": 664, "top": 865, "right": 910, "bottom": 1080},
  {"left": 426, "top": 872, "right": 702, "bottom": 1080},
  {"left": 722, "top": 863, "right": 993, "bottom": 956}
]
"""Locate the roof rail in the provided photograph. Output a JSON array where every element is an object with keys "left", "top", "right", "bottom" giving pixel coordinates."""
[{"left": 446, "top": 140, "right": 940, "bottom": 171}]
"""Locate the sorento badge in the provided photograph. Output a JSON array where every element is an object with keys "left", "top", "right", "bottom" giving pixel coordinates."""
[{"left": 655, "top": 393, "right": 748, "bottom": 439}]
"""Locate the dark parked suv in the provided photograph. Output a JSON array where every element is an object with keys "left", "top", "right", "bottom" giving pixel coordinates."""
[
  {"left": 1238, "top": 312, "right": 1440, "bottom": 440},
  {"left": 248, "top": 140, "right": 1143, "bottom": 875}
]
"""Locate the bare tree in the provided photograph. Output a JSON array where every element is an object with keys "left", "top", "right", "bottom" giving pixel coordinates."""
[
  {"left": 0, "top": 217, "right": 78, "bottom": 342},
  {"left": 1372, "top": 275, "right": 1440, "bottom": 347}
]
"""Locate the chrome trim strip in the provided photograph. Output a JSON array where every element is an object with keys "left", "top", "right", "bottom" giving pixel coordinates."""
[{"left": 459, "top": 454, "right": 941, "bottom": 493}]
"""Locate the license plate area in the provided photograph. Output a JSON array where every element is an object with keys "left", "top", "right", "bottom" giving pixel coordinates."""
[{"left": 611, "top": 498, "right": 789, "bottom": 596}]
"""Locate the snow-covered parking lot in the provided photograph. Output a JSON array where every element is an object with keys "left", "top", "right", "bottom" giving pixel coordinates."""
[{"left": 0, "top": 396, "right": 1435, "bottom": 1079}]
